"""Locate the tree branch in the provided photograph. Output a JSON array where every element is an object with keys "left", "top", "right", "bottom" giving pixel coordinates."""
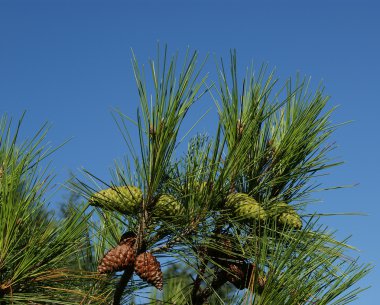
[{"left": 113, "top": 266, "right": 134, "bottom": 305}]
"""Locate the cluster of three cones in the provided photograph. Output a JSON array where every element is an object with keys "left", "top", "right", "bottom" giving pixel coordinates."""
[{"left": 97, "top": 232, "right": 163, "bottom": 290}]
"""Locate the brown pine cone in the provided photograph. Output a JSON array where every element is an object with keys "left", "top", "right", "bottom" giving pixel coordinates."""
[
  {"left": 226, "top": 263, "right": 266, "bottom": 292},
  {"left": 134, "top": 252, "right": 163, "bottom": 290},
  {"left": 98, "top": 243, "right": 136, "bottom": 274},
  {"left": 226, "top": 263, "right": 250, "bottom": 290}
]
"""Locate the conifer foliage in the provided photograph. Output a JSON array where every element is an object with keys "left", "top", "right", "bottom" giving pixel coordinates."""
[
  {"left": 0, "top": 48, "right": 371, "bottom": 305},
  {"left": 74, "top": 48, "right": 370, "bottom": 304},
  {"left": 0, "top": 115, "right": 114, "bottom": 304}
]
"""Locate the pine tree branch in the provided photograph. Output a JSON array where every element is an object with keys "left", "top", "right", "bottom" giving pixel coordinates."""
[
  {"left": 191, "top": 252, "right": 208, "bottom": 304},
  {"left": 113, "top": 266, "right": 134, "bottom": 305}
]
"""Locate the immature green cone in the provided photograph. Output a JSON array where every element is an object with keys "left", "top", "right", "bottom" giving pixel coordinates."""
[
  {"left": 134, "top": 252, "right": 163, "bottom": 290},
  {"left": 278, "top": 212, "right": 302, "bottom": 230},
  {"left": 269, "top": 202, "right": 291, "bottom": 216},
  {"left": 235, "top": 202, "right": 267, "bottom": 222},
  {"left": 89, "top": 185, "right": 143, "bottom": 214},
  {"left": 272, "top": 202, "right": 302, "bottom": 230},
  {"left": 98, "top": 242, "right": 136, "bottom": 274},
  {"left": 226, "top": 192, "right": 252, "bottom": 209},
  {"left": 226, "top": 193, "right": 267, "bottom": 222},
  {"left": 153, "top": 194, "right": 182, "bottom": 218}
]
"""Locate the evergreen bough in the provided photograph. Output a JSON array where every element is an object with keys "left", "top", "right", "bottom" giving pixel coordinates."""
[{"left": 0, "top": 47, "right": 371, "bottom": 305}]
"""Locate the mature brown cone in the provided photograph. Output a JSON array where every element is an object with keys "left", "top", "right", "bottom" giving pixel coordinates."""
[
  {"left": 225, "top": 263, "right": 250, "bottom": 290},
  {"left": 226, "top": 263, "right": 266, "bottom": 292},
  {"left": 98, "top": 242, "right": 135, "bottom": 274},
  {"left": 134, "top": 252, "right": 163, "bottom": 290}
]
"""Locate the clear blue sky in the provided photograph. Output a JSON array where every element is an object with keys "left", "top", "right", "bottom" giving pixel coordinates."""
[{"left": 1, "top": 1, "right": 379, "bottom": 303}]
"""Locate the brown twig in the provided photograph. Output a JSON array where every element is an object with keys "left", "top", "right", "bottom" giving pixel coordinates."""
[
  {"left": 112, "top": 267, "right": 135, "bottom": 305},
  {"left": 191, "top": 247, "right": 208, "bottom": 304}
]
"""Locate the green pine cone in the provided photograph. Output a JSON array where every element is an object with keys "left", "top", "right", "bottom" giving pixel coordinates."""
[
  {"left": 271, "top": 202, "right": 302, "bottom": 229},
  {"left": 89, "top": 185, "right": 143, "bottom": 214},
  {"left": 268, "top": 202, "right": 290, "bottom": 217},
  {"left": 153, "top": 194, "right": 182, "bottom": 218},
  {"left": 278, "top": 212, "right": 302, "bottom": 230},
  {"left": 226, "top": 193, "right": 253, "bottom": 209},
  {"left": 226, "top": 193, "right": 267, "bottom": 221},
  {"left": 235, "top": 201, "right": 267, "bottom": 222}
]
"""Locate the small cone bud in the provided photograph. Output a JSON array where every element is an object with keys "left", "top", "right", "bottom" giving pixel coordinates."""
[
  {"left": 226, "top": 263, "right": 247, "bottom": 290},
  {"left": 194, "top": 181, "right": 209, "bottom": 193},
  {"left": 89, "top": 186, "right": 143, "bottom": 214},
  {"left": 257, "top": 275, "right": 267, "bottom": 294},
  {"left": 134, "top": 252, "right": 163, "bottom": 290},
  {"left": 149, "top": 124, "right": 156, "bottom": 138},
  {"left": 98, "top": 242, "right": 136, "bottom": 274}
]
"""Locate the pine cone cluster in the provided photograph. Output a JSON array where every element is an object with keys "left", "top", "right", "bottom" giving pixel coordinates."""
[
  {"left": 226, "top": 193, "right": 302, "bottom": 230},
  {"left": 89, "top": 185, "right": 143, "bottom": 214},
  {"left": 98, "top": 232, "right": 163, "bottom": 290}
]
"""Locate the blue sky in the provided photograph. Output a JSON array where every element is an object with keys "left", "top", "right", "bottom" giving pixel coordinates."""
[{"left": 0, "top": 0, "right": 379, "bottom": 303}]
